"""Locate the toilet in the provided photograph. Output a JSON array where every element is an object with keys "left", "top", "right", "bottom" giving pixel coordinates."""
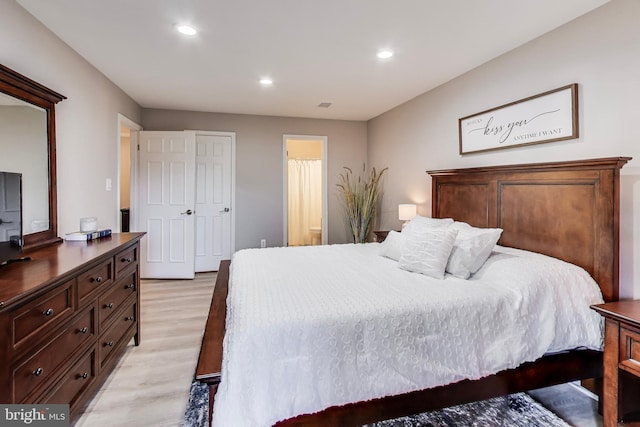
[{"left": 309, "top": 226, "right": 322, "bottom": 246}]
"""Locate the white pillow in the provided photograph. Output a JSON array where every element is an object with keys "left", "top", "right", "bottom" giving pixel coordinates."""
[
  {"left": 402, "top": 215, "right": 454, "bottom": 235},
  {"left": 380, "top": 230, "right": 406, "bottom": 261},
  {"left": 398, "top": 228, "right": 458, "bottom": 279},
  {"left": 445, "top": 222, "right": 503, "bottom": 279}
]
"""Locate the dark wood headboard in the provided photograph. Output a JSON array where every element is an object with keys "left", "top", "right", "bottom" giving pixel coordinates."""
[{"left": 428, "top": 157, "right": 630, "bottom": 302}]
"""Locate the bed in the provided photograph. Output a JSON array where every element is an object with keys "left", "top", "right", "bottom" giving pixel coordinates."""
[{"left": 196, "top": 156, "right": 630, "bottom": 426}]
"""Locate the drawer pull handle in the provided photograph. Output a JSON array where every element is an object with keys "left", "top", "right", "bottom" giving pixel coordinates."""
[
  {"left": 43, "top": 308, "right": 54, "bottom": 316},
  {"left": 125, "top": 316, "right": 135, "bottom": 321},
  {"left": 79, "top": 327, "right": 88, "bottom": 334},
  {"left": 105, "top": 303, "right": 114, "bottom": 309},
  {"left": 125, "top": 284, "right": 135, "bottom": 290},
  {"left": 32, "top": 368, "right": 43, "bottom": 377},
  {"left": 122, "top": 257, "right": 132, "bottom": 263},
  {"left": 80, "top": 372, "right": 89, "bottom": 380},
  {"left": 105, "top": 341, "right": 114, "bottom": 348},
  {"left": 94, "top": 276, "right": 103, "bottom": 284}
]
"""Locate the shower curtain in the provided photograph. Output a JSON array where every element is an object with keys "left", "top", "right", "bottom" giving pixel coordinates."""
[{"left": 288, "top": 159, "right": 322, "bottom": 246}]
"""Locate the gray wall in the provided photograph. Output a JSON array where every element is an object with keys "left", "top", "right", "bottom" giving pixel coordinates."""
[
  {"left": 367, "top": 0, "right": 640, "bottom": 298},
  {"left": 141, "top": 109, "right": 367, "bottom": 249},
  {"left": 1, "top": 0, "right": 142, "bottom": 236}
]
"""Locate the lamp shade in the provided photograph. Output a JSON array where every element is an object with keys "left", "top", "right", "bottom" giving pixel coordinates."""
[{"left": 398, "top": 204, "right": 417, "bottom": 221}]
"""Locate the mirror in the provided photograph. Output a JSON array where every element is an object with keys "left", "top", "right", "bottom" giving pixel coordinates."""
[
  {"left": 0, "top": 64, "right": 66, "bottom": 249},
  {"left": 0, "top": 94, "right": 48, "bottom": 234}
]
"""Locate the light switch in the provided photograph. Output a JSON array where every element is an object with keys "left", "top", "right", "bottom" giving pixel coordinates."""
[{"left": 106, "top": 178, "right": 112, "bottom": 191}]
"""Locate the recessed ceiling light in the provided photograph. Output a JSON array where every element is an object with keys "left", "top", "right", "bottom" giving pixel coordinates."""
[
  {"left": 176, "top": 25, "right": 197, "bottom": 36},
  {"left": 377, "top": 50, "right": 394, "bottom": 59},
  {"left": 260, "top": 78, "right": 273, "bottom": 86}
]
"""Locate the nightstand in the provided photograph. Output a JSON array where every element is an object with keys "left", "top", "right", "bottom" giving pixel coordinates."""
[
  {"left": 373, "top": 230, "right": 398, "bottom": 243},
  {"left": 591, "top": 301, "right": 640, "bottom": 426}
]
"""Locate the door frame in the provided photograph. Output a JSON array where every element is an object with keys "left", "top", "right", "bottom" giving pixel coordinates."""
[
  {"left": 116, "top": 113, "right": 142, "bottom": 232},
  {"left": 189, "top": 130, "right": 237, "bottom": 256},
  {"left": 283, "top": 134, "right": 328, "bottom": 246}
]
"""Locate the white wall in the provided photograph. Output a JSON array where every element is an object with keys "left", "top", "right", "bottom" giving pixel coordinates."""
[
  {"left": 367, "top": 0, "right": 640, "bottom": 298},
  {"left": 1, "top": 0, "right": 142, "bottom": 236},
  {"left": 141, "top": 109, "right": 367, "bottom": 249}
]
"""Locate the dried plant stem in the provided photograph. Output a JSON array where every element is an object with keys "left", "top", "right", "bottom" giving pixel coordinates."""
[{"left": 336, "top": 165, "right": 387, "bottom": 243}]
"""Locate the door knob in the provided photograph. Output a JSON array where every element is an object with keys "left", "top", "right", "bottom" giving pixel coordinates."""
[
  {"left": 219, "top": 207, "right": 230, "bottom": 213},
  {"left": 180, "top": 209, "right": 193, "bottom": 215}
]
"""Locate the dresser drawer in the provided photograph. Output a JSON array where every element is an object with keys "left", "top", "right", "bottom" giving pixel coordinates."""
[
  {"left": 77, "top": 259, "right": 113, "bottom": 303},
  {"left": 11, "top": 280, "right": 74, "bottom": 348},
  {"left": 13, "top": 305, "right": 95, "bottom": 403},
  {"left": 41, "top": 348, "right": 96, "bottom": 409},
  {"left": 99, "top": 301, "right": 136, "bottom": 369},
  {"left": 98, "top": 272, "right": 137, "bottom": 328},
  {"left": 620, "top": 324, "right": 640, "bottom": 377},
  {"left": 115, "top": 246, "right": 137, "bottom": 277}
]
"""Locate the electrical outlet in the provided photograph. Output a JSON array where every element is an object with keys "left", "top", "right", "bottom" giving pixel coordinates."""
[{"left": 260, "top": 239, "right": 266, "bottom": 248}]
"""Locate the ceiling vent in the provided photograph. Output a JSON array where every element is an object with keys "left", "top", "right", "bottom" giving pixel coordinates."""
[{"left": 317, "top": 102, "right": 332, "bottom": 108}]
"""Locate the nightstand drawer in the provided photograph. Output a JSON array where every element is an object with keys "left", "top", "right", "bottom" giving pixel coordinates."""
[{"left": 620, "top": 325, "right": 640, "bottom": 376}]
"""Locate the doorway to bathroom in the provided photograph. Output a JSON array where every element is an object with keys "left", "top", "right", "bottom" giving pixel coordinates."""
[
  {"left": 283, "top": 135, "right": 327, "bottom": 246},
  {"left": 117, "top": 114, "right": 142, "bottom": 233}
]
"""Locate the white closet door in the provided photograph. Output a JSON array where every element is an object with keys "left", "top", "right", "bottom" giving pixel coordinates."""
[
  {"left": 137, "top": 131, "right": 196, "bottom": 279},
  {"left": 194, "top": 133, "right": 232, "bottom": 272}
]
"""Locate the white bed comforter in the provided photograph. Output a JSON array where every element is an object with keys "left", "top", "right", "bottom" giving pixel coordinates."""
[{"left": 212, "top": 243, "right": 604, "bottom": 427}]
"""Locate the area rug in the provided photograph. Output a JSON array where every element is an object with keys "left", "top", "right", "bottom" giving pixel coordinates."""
[{"left": 183, "top": 380, "right": 570, "bottom": 426}]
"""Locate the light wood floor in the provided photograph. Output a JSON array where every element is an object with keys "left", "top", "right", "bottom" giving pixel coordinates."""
[{"left": 74, "top": 273, "right": 603, "bottom": 427}]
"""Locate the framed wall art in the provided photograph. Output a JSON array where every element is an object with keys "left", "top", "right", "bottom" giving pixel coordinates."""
[{"left": 458, "top": 83, "right": 578, "bottom": 155}]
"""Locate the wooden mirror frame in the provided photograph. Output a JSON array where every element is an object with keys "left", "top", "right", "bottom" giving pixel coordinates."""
[{"left": 0, "top": 64, "right": 66, "bottom": 250}]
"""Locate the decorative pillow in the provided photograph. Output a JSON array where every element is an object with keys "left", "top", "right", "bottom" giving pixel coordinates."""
[
  {"left": 398, "top": 228, "right": 458, "bottom": 279},
  {"left": 445, "top": 222, "right": 503, "bottom": 279},
  {"left": 402, "top": 215, "right": 454, "bottom": 235},
  {"left": 380, "top": 230, "right": 406, "bottom": 261}
]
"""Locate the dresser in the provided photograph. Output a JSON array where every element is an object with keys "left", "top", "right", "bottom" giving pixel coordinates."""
[
  {"left": 0, "top": 233, "right": 144, "bottom": 422},
  {"left": 591, "top": 301, "right": 640, "bottom": 427}
]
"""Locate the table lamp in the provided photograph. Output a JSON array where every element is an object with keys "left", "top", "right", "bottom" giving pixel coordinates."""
[{"left": 398, "top": 204, "right": 417, "bottom": 229}]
